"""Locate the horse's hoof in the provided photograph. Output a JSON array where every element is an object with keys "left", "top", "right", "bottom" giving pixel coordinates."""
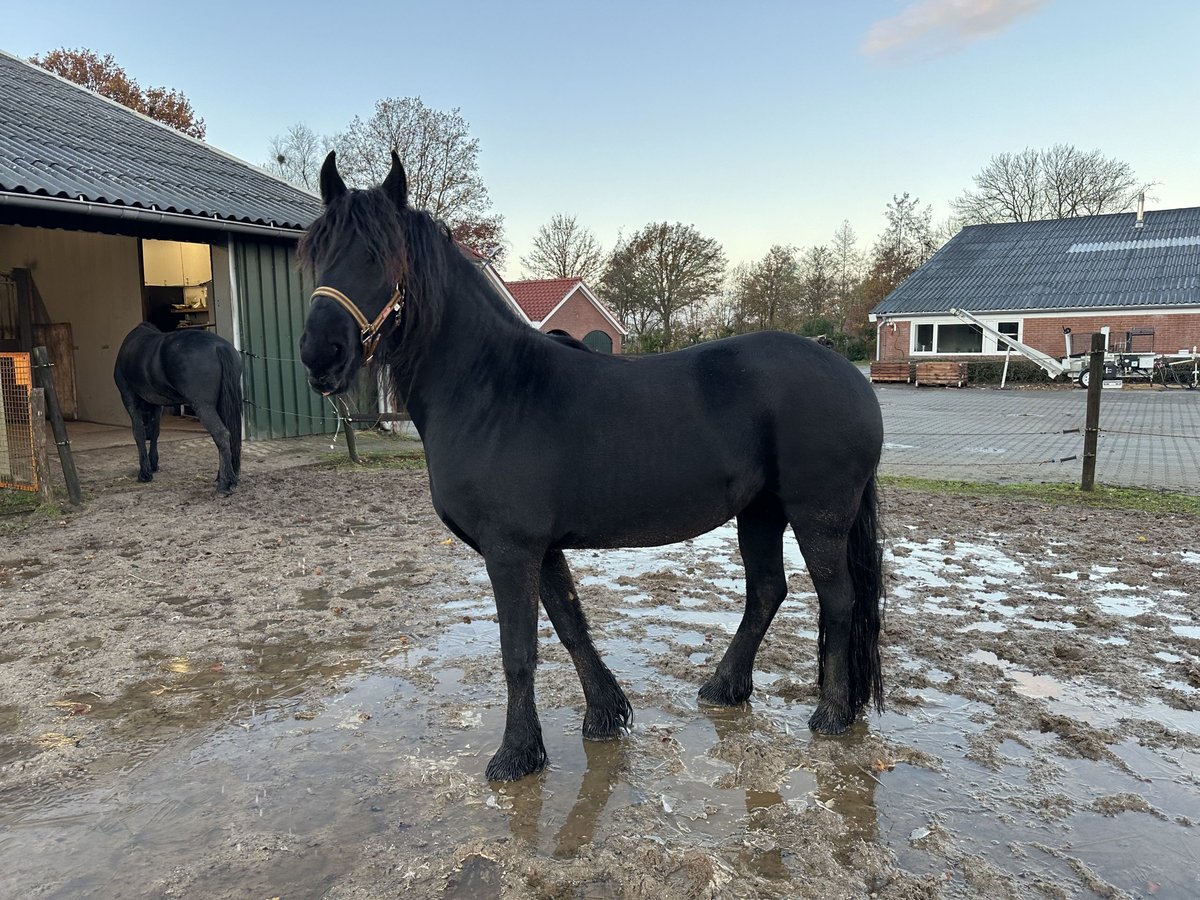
[
  {"left": 808, "top": 699, "right": 856, "bottom": 735},
  {"left": 583, "top": 696, "right": 633, "bottom": 741},
  {"left": 137, "top": 472, "right": 153, "bottom": 483},
  {"left": 698, "top": 674, "right": 752, "bottom": 707},
  {"left": 485, "top": 742, "right": 547, "bottom": 781}
]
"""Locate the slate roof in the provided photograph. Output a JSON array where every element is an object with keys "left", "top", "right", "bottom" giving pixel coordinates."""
[
  {"left": 872, "top": 206, "right": 1200, "bottom": 317},
  {"left": 0, "top": 49, "right": 320, "bottom": 232}
]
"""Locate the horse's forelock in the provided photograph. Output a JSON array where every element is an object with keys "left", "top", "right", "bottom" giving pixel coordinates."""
[{"left": 298, "top": 188, "right": 408, "bottom": 287}]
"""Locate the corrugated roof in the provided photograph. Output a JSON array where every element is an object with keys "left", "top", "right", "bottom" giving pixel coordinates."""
[
  {"left": 871, "top": 207, "right": 1200, "bottom": 316},
  {"left": 0, "top": 50, "right": 321, "bottom": 231}
]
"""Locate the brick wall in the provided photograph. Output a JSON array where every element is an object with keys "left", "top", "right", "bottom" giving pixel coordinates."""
[
  {"left": 542, "top": 288, "right": 623, "bottom": 354},
  {"left": 876, "top": 311, "right": 1200, "bottom": 362},
  {"left": 877, "top": 320, "right": 911, "bottom": 361}
]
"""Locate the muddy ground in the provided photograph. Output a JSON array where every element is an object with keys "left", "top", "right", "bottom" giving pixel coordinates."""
[{"left": 1, "top": 435, "right": 1199, "bottom": 899}]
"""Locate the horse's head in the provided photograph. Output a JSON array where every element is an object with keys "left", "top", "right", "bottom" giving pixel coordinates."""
[{"left": 298, "top": 151, "right": 409, "bottom": 395}]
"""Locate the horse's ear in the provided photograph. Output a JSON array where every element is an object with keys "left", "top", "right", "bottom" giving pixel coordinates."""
[
  {"left": 319, "top": 151, "right": 347, "bottom": 206},
  {"left": 382, "top": 150, "right": 408, "bottom": 210}
]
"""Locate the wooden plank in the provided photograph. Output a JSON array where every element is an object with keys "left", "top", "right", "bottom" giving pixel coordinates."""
[
  {"left": 869, "top": 360, "right": 913, "bottom": 383},
  {"left": 32, "top": 323, "right": 77, "bottom": 420},
  {"left": 914, "top": 361, "right": 968, "bottom": 388},
  {"left": 31, "top": 388, "right": 53, "bottom": 504}
]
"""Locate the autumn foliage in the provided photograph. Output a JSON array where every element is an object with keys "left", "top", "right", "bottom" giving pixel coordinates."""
[{"left": 30, "top": 48, "right": 206, "bottom": 139}]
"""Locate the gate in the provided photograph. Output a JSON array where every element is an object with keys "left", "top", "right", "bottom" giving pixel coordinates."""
[{"left": 0, "top": 352, "right": 37, "bottom": 492}]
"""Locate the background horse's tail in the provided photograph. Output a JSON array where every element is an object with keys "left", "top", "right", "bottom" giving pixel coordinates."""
[
  {"left": 847, "top": 472, "right": 885, "bottom": 713},
  {"left": 216, "top": 343, "right": 243, "bottom": 474}
]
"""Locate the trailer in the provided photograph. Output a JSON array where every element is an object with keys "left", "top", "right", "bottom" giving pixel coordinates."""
[{"left": 1060, "top": 328, "right": 1199, "bottom": 388}]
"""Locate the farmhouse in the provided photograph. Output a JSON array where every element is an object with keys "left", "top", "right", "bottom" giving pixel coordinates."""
[
  {"left": 0, "top": 49, "right": 328, "bottom": 439},
  {"left": 506, "top": 277, "right": 626, "bottom": 353},
  {"left": 870, "top": 205, "right": 1200, "bottom": 366}
]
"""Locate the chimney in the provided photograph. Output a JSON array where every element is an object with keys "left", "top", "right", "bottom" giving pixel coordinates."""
[{"left": 1134, "top": 192, "right": 1145, "bottom": 230}]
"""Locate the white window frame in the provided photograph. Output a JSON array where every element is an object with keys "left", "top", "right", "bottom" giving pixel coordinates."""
[{"left": 910, "top": 317, "right": 1023, "bottom": 355}]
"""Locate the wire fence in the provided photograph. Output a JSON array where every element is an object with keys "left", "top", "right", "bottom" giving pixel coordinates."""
[{"left": 875, "top": 384, "right": 1200, "bottom": 490}]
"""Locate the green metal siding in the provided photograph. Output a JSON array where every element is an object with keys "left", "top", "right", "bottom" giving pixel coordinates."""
[{"left": 234, "top": 240, "right": 335, "bottom": 439}]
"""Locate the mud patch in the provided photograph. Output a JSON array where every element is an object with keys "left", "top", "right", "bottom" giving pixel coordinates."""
[{"left": 1, "top": 457, "right": 1199, "bottom": 898}]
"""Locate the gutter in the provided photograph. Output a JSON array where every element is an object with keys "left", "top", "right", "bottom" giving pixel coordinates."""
[{"left": 0, "top": 191, "right": 308, "bottom": 239}]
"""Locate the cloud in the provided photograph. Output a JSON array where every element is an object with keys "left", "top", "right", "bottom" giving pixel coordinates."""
[{"left": 862, "top": 0, "right": 1048, "bottom": 64}]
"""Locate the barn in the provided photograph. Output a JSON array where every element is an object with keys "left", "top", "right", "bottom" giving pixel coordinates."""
[
  {"left": 0, "top": 49, "right": 332, "bottom": 440},
  {"left": 870, "top": 204, "right": 1200, "bottom": 366}
]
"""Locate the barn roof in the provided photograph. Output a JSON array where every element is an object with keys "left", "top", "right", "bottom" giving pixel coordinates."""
[
  {"left": 0, "top": 49, "right": 321, "bottom": 233},
  {"left": 871, "top": 206, "right": 1200, "bottom": 317},
  {"left": 506, "top": 277, "right": 583, "bottom": 321},
  {"left": 505, "top": 277, "right": 627, "bottom": 334}
]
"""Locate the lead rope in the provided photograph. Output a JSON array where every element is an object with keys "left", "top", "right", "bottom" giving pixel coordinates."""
[{"left": 326, "top": 395, "right": 345, "bottom": 450}]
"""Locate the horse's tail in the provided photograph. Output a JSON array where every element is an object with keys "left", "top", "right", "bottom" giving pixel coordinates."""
[
  {"left": 846, "top": 471, "right": 885, "bottom": 713},
  {"left": 217, "top": 343, "right": 243, "bottom": 475}
]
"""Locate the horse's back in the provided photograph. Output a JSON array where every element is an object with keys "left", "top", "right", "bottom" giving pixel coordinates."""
[{"left": 115, "top": 324, "right": 240, "bottom": 406}]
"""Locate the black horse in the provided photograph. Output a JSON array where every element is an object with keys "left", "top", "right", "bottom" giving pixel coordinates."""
[
  {"left": 299, "top": 152, "right": 885, "bottom": 781},
  {"left": 113, "top": 323, "right": 243, "bottom": 494}
]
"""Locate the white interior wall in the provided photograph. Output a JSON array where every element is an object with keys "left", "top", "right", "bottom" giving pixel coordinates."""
[{"left": 0, "top": 225, "right": 144, "bottom": 424}]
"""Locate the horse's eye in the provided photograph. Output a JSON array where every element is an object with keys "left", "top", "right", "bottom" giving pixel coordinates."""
[{"left": 332, "top": 342, "right": 343, "bottom": 355}]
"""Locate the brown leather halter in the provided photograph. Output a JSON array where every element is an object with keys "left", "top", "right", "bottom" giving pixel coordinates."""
[{"left": 309, "top": 283, "right": 405, "bottom": 364}]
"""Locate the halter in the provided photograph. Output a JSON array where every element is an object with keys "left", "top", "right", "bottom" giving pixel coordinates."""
[{"left": 309, "top": 283, "right": 405, "bottom": 364}]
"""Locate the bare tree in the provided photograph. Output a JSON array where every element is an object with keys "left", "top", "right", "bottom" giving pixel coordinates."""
[
  {"left": 331, "top": 97, "right": 505, "bottom": 261},
  {"left": 266, "top": 123, "right": 329, "bottom": 192},
  {"left": 828, "top": 220, "right": 864, "bottom": 332},
  {"left": 799, "top": 245, "right": 836, "bottom": 320},
  {"left": 953, "top": 144, "right": 1148, "bottom": 224},
  {"left": 31, "top": 47, "right": 205, "bottom": 138},
  {"left": 520, "top": 214, "right": 606, "bottom": 282},
  {"left": 732, "top": 245, "right": 803, "bottom": 332},
  {"left": 600, "top": 222, "right": 726, "bottom": 351}
]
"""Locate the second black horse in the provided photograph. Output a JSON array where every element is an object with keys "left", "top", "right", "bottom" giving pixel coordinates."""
[{"left": 114, "top": 323, "right": 243, "bottom": 494}]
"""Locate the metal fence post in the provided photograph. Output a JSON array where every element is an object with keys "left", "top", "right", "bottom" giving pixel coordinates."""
[{"left": 1081, "top": 332, "right": 1105, "bottom": 491}]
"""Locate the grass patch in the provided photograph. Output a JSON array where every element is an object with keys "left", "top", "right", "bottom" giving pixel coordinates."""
[
  {"left": 0, "top": 489, "right": 66, "bottom": 536},
  {"left": 880, "top": 474, "right": 1200, "bottom": 517},
  {"left": 320, "top": 449, "right": 427, "bottom": 472}
]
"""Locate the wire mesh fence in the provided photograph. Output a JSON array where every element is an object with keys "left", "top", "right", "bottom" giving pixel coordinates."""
[
  {"left": 874, "top": 383, "right": 1200, "bottom": 492},
  {"left": 0, "top": 351, "right": 37, "bottom": 492}
]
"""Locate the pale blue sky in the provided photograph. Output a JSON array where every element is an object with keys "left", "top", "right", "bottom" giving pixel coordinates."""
[{"left": 9, "top": 1, "right": 1200, "bottom": 277}]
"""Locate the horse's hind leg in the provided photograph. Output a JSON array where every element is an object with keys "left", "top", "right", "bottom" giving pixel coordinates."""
[
  {"left": 699, "top": 493, "right": 788, "bottom": 706},
  {"left": 540, "top": 550, "right": 632, "bottom": 740},
  {"left": 794, "top": 523, "right": 859, "bottom": 734},
  {"left": 119, "top": 391, "right": 154, "bottom": 482},
  {"left": 145, "top": 406, "right": 162, "bottom": 473},
  {"left": 193, "top": 403, "right": 236, "bottom": 493}
]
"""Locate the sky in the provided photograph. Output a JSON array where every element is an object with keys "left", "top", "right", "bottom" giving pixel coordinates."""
[{"left": 8, "top": 0, "right": 1200, "bottom": 278}]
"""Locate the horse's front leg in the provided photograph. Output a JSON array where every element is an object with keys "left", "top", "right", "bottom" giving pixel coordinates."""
[
  {"left": 484, "top": 547, "right": 547, "bottom": 781},
  {"left": 540, "top": 550, "right": 631, "bottom": 740}
]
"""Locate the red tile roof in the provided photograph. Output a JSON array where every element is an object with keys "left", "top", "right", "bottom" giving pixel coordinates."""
[{"left": 505, "top": 278, "right": 581, "bottom": 322}]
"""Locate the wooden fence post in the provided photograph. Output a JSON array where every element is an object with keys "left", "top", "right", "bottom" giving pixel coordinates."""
[
  {"left": 1081, "top": 332, "right": 1105, "bottom": 491},
  {"left": 31, "top": 345, "right": 82, "bottom": 505},
  {"left": 30, "top": 388, "right": 54, "bottom": 505}
]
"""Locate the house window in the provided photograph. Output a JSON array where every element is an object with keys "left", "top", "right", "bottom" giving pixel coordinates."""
[
  {"left": 915, "top": 324, "right": 934, "bottom": 352},
  {"left": 997, "top": 322, "right": 1019, "bottom": 351},
  {"left": 936, "top": 324, "right": 983, "bottom": 353}
]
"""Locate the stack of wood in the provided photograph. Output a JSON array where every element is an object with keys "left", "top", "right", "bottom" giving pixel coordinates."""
[
  {"left": 869, "top": 361, "right": 913, "bottom": 383},
  {"left": 914, "top": 361, "right": 969, "bottom": 387}
]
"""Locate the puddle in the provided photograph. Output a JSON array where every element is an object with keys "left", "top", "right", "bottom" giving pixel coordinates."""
[{"left": 4, "top": 525, "right": 1200, "bottom": 897}]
